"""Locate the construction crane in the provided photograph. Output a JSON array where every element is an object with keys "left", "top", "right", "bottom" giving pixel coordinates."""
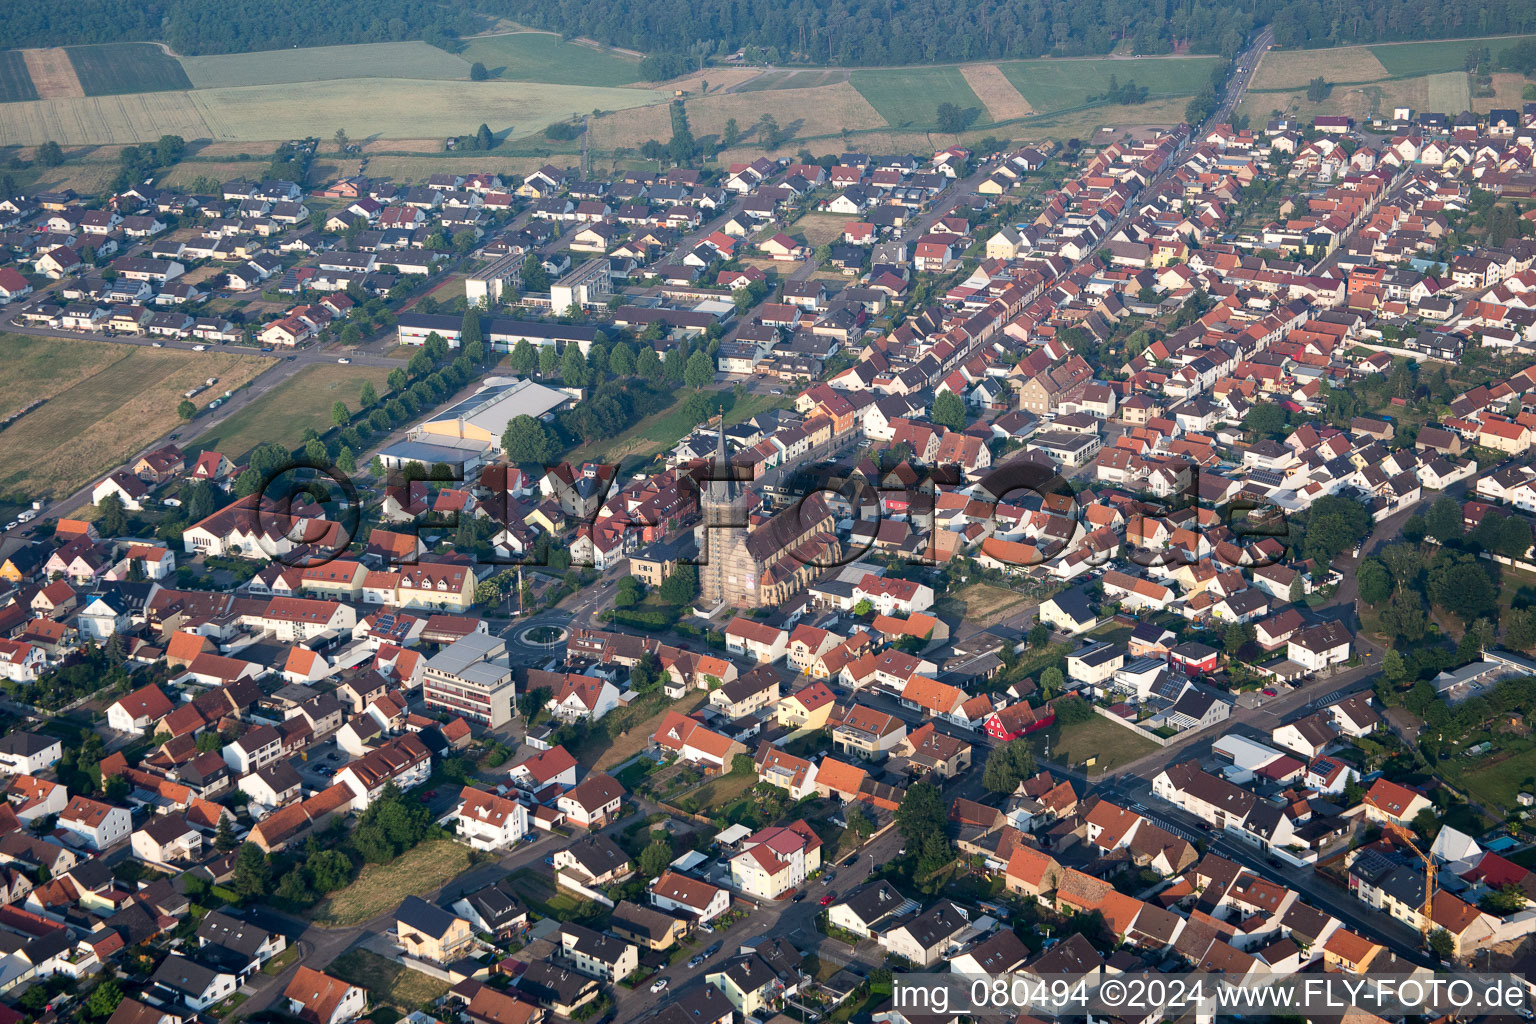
[{"left": 1383, "top": 821, "right": 1437, "bottom": 939}]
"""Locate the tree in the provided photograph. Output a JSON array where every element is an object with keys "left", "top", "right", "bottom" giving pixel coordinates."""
[
  {"left": 1382, "top": 648, "right": 1410, "bottom": 684},
  {"left": 659, "top": 563, "right": 698, "bottom": 605},
  {"left": 1430, "top": 561, "right": 1497, "bottom": 626},
  {"left": 214, "top": 815, "right": 237, "bottom": 852},
  {"left": 461, "top": 308, "right": 484, "bottom": 358},
  {"left": 637, "top": 346, "right": 663, "bottom": 384},
  {"left": 1040, "top": 666, "right": 1065, "bottom": 699},
  {"left": 932, "top": 390, "right": 967, "bottom": 431},
  {"left": 232, "top": 842, "right": 271, "bottom": 900},
  {"left": 1425, "top": 495, "right": 1463, "bottom": 542},
  {"left": 477, "top": 123, "right": 494, "bottom": 151},
  {"left": 470, "top": 61, "right": 490, "bottom": 81},
  {"left": 510, "top": 339, "right": 538, "bottom": 375},
  {"left": 502, "top": 415, "right": 557, "bottom": 463},
  {"left": 1506, "top": 607, "right": 1536, "bottom": 651},
  {"left": 1223, "top": 622, "right": 1251, "bottom": 657},
  {"left": 935, "top": 101, "right": 969, "bottom": 133},
  {"left": 331, "top": 401, "right": 350, "bottom": 427},
  {"left": 97, "top": 493, "right": 126, "bottom": 536},
  {"left": 684, "top": 350, "right": 713, "bottom": 388},
  {"left": 341, "top": 324, "right": 363, "bottom": 347},
  {"left": 1243, "top": 402, "right": 1288, "bottom": 438},
  {"left": 1053, "top": 695, "right": 1093, "bottom": 726},
  {"left": 177, "top": 399, "right": 196, "bottom": 420},
  {"left": 1428, "top": 927, "right": 1456, "bottom": 961},
  {"left": 560, "top": 344, "right": 589, "bottom": 387},
  {"left": 539, "top": 345, "right": 559, "bottom": 376},
  {"left": 85, "top": 977, "right": 124, "bottom": 1021},
  {"left": 723, "top": 118, "right": 741, "bottom": 147},
  {"left": 1305, "top": 76, "right": 1329, "bottom": 102},
  {"left": 37, "top": 141, "right": 65, "bottom": 167},
  {"left": 1028, "top": 622, "right": 1050, "bottom": 647},
  {"left": 1382, "top": 592, "right": 1427, "bottom": 643},
  {"left": 608, "top": 343, "right": 635, "bottom": 377},
  {"left": 234, "top": 467, "right": 264, "bottom": 497},
  {"left": 895, "top": 780, "right": 945, "bottom": 849},
  {"left": 1480, "top": 883, "right": 1529, "bottom": 915},
  {"left": 333, "top": 128, "right": 349, "bottom": 153},
  {"left": 640, "top": 839, "right": 673, "bottom": 877},
  {"left": 982, "top": 740, "right": 1035, "bottom": 794},
  {"left": 1358, "top": 558, "right": 1392, "bottom": 605},
  {"left": 388, "top": 367, "right": 408, "bottom": 391}
]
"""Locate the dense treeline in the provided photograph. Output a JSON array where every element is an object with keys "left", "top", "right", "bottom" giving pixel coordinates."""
[
  {"left": 2, "top": 0, "right": 1534, "bottom": 64},
  {"left": 484, "top": 0, "right": 1536, "bottom": 65},
  {"left": 0, "top": 0, "right": 474, "bottom": 55}
]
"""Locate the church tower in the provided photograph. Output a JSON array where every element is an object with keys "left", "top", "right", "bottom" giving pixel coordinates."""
[{"left": 696, "top": 412, "right": 752, "bottom": 606}]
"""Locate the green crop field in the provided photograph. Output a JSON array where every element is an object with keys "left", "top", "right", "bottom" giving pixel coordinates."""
[
  {"left": 850, "top": 67, "right": 992, "bottom": 130},
  {"left": 179, "top": 41, "right": 470, "bottom": 89},
  {"left": 0, "top": 52, "right": 38, "bottom": 102},
  {"left": 66, "top": 42, "right": 192, "bottom": 96},
  {"left": 1426, "top": 70, "right": 1472, "bottom": 112},
  {"left": 458, "top": 32, "right": 642, "bottom": 87},
  {"left": 999, "top": 55, "right": 1220, "bottom": 114},
  {"left": 1370, "top": 34, "right": 1536, "bottom": 76}
]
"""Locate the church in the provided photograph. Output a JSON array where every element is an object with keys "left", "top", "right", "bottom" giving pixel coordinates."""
[{"left": 695, "top": 419, "right": 839, "bottom": 609}]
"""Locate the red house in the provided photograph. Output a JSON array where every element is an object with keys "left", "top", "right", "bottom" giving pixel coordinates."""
[
  {"left": 983, "top": 701, "right": 1055, "bottom": 742},
  {"left": 1168, "top": 641, "right": 1219, "bottom": 675}
]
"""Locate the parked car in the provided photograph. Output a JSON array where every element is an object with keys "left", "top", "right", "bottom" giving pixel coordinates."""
[
  {"left": 650, "top": 979, "right": 668, "bottom": 994},
  {"left": 703, "top": 944, "right": 720, "bottom": 957},
  {"left": 688, "top": 954, "right": 705, "bottom": 969},
  {"left": 337, "top": 357, "right": 351, "bottom": 364},
  {"left": 819, "top": 893, "right": 835, "bottom": 906}
]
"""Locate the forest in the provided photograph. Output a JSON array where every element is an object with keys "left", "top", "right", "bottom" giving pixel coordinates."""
[{"left": 1, "top": 0, "right": 1534, "bottom": 64}]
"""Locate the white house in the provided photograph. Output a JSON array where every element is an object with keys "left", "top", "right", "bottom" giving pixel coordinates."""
[
  {"left": 649, "top": 870, "right": 731, "bottom": 923},
  {"left": 545, "top": 674, "right": 622, "bottom": 724},
  {"left": 729, "top": 821, "right": 822, "bottom": 900},
  {"left": 455, "top": 786, "right": 530, "bottom": 851},
  {"left": 1287, "top": 621, "right": 1352, "bottom": 672},
  {"left": 285, "top": 967, "right": 367, "bottom": 1024},
  {"left": 0, "top": 733, "right": 62, "bottom": 775},
  {"left": 58, "top": 795, "right": 132, "bottom": 850}
]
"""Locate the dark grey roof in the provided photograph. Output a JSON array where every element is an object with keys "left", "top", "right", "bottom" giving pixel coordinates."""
[
  {"left": 0, "top": 731, "right": 58, "bottom": 756},
  {"left": 396, "top": 895, "right": 461, "bottom": 939}
]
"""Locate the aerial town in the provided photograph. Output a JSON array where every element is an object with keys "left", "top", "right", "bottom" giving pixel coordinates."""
[{"left": 7, "top": 19, "right": 1536, "bottom": 1024}]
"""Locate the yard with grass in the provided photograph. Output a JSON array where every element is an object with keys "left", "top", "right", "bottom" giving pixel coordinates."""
[
  {"left": 1025, "top": 714, "right": 1158, "bottom": 774},
  {"left": 67, "top": 42, "right": 192, "bottom": 95},
  {"left": 594, "top": 690, "right": 706, "bottom": 772},
  {"left": 936, "top": 583, "right": 1036, "bottom": 627},
  {"left": 506, "top": 867, "right": 602, "bottom": 921},
  {"left": 0, "top": 334, "right": 269, "bottom": 501},
  {"left": 570, "top": 389, "right": 789, "bottom": 465},
  {"left": 311, "top": 840, "right": 472, "bottom": 927},
  {"left": 457, "top": 32, "right": 643, "bottom": 87},
  {"left": 329, "top": 949, "right": 452, "bottom": 1014},
  {"left": 1437, "top": 745, "right": 1536, "bottom": 816},
  {"left": 189, "top": 362, "right": 392, "bottom": 460},
  {"left": 850, "top": 67, "right": 991, "bottom": 130},
  {"left": 789, "top": 212, "right": 851, "bottom": 246}
]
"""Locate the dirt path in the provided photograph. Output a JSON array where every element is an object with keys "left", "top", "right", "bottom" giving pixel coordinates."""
[{"left": 22, "top": 48, "right": 84, "bottom": 99}]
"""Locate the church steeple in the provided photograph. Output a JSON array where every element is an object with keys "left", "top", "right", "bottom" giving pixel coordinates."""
[{"left": 707, "top": 406, "right": 737, "bottom": 506}]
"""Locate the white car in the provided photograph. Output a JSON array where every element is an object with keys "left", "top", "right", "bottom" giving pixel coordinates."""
[
  {"left": 337, "top": 357, "right": 351, "bottom": 364},
  {"left": 192, "top": 344, "right": 207, "bottom": 351},
  {"left": 151, "top": 341, "right": 164, "bottom": 347},
  {"left": 650, "top": 978, "right": 668, "bottom": 994},
  {"left": 3, "top": 522, "right": 16, "bottom": 531},
  {"left": 162, "top": 498, "right": 182, "bottom": 508}
]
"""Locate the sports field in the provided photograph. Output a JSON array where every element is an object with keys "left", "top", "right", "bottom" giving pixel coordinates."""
[
  {"left": 0, "top": 334, "right": 268, "bottom": 500},
  {"left": 850, "top": 67, "right": 992, "bottom": 130},
  {"left": 457, "top": 32, "right": 643, "bottom": 87},
  {"left": 998, "top": 55, "right": 1221, "bottom": 114},
  {"left": 0, "top": 51, "right": 38, "bottom": 102},
  {"left": 190, "top": 362, "right": 392, "bottom": 460},
  {"left": 66, "top": 43, "right": 192, "bottom": 95},
  {"left": 179, "top": 41, "right": 470, "bottom": 89}
]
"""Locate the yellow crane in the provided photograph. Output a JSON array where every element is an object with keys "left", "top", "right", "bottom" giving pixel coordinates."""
[{"left": 1383, "top": 821, "right": 1437, "bottom": 939}]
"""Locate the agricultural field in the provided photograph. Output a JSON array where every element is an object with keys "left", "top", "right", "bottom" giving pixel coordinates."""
[
  {"left": 735, "top": 69, "right": 849, "bottom": 92},
  {"left": 190, "top": 362, "right": 392, "bottom": 461},
  {"left": 457, "top": 32, "right": 643, "bottom": 87},
  {"left": 998, "top": 55, "right": 1221, "bottom": 114},
  {"left": 178, "top": 41, "right": 470, "bottom": 89},
  {"left": 66, "top": 42, "right": 192, "bottom": 96},
  {"left": 961, "top": 63, "right": 1035, "bottom": 120},
  {"left": 1250, "top": 45, "right": 1389, "bottom": 91},
  {"left": 20, "top": 48, "right": 82, "bottom": 99},
  {"left": 1369, "top": 34, "right": 1536, "bottom": 76},
  {"left": 0, "top": 334, "right": 268, "bottom": 501},
  {"left": 0, "top": 51, "right": 39, "bottom": 102},
  {"left": 0, "top": 92, "right": 213, "bottom": 147},
  {"left": 850, "top": 67, "right": 991, "bottom": 130},
  {"left": 686, "top": 82, "right": 889, "bottom": 141},
  {"left": 1426, "top": 70, "right": 1472, "bottom": 113}
]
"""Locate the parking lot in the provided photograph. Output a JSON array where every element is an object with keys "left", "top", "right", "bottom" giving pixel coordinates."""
[{"left": 297, "top": 737, "right": 352, "bottom": 788}]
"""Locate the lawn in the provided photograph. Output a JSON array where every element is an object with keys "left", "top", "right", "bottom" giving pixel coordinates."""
[
  {"left": 570, "top": 389, "right": 789, "bottom": 466},
  {"left": 850, "top": 67, "right": 992, "bottom": 130},
  {"left": 329, "top": 949, "right": 451, "bottom": 1013},
  {"left": 0, "top": 334, "right": 268, "bottom": 501},
  {"left": 66, "top": 43, "right": 192, "bottom": 96},
  {"left": 1439, "top": 747, "right": 1536, "bottom": 816},
  {"left": 457, "top": 32, "right": 643, "bottom": 87},
  {"left": 506, "top": 868, "right": 597, "bottom": 919},
  {"left": 189, "top": 362, "right": 392, "bottom": 460},
  {"left": 683, "top": 770, "right": 757, "bottom": 813},
  {"left": 1024, "top": 714, "right": 1158, "bottom": 774},
  {"left": 0, "top": 51, "right": 38, "bottom": 102},
  {"left": 998, "top": 55, "right": 1220, "bottom": 115},
  {"left": 179, "top": 42, "right": 470, "bottom": 89},
  {"left": 311, "top": 840, "right": 472, "bottom": 927},
  {"left": 790, "top": 212, "right": 851, "bottom": 246}
]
